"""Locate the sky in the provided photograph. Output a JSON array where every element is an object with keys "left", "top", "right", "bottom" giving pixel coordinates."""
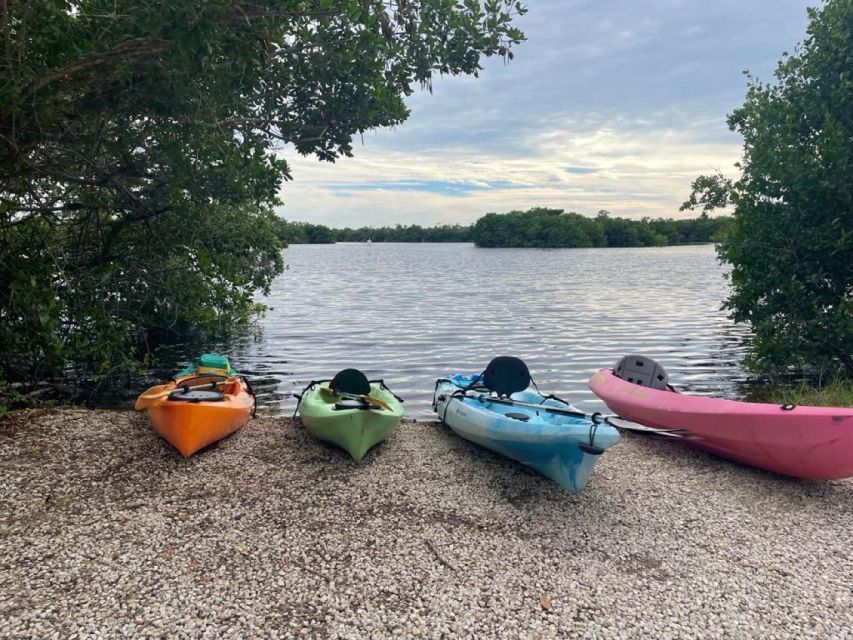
[{"left": 277, "top": 0, "right": 814, "bottom": 228}]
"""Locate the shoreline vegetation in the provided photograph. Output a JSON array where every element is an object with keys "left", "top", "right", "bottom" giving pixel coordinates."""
[
  {"left": 748, "top": 380, "right": 853, "bottom": 408},
  {"left": 275, "top": 208, "right": 731, "bottom": 248},
  {"left": 0, "top": 0, "right": 526, "bottom": 392}
]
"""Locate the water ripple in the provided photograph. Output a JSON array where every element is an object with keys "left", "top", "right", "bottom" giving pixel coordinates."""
[{"left": 166, "top": 243, "right": 753, "bottom": 418}]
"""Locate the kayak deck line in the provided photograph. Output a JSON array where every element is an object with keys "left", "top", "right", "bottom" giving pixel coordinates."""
[{"left": 434, "top": 372, "right": 620, "bottom": 492}]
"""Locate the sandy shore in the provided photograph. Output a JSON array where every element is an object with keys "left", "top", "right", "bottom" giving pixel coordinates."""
[{"left": 1, "top": 409, "right": 851, "bottom": 639}]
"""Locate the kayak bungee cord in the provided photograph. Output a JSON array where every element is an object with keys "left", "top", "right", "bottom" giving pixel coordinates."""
[
  {"left": 294, "top": 378, "right": 404, "bottom": 419},
  {"left": 434, "top": 374, "right": 618, "bottom": 453},
  {"left": 293, "top": 380, "right": 332, "bottom": 419},
  {"left": 241, "top": 375, "right": 258, "bottom": 418},
  {"left": 373, "top": 380, "right": 405, "bottom": 403}
]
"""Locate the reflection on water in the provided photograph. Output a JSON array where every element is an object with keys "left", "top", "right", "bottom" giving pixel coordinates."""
[{"left": 155, "top": 243, "right": 752, "bottom": 418}]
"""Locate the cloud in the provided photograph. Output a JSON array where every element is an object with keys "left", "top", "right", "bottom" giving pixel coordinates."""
[
  {"left": 278, "top": 117, "right": 739, "bottom": 227},
  {"left": 276, "top": 0, "right": 812, "bottom": 227},
  {"left": 324, "top": 179, "right": 529, "bottom": 197},
  {"left": 565, "top": 167, "right": 601, "bottom": 175}
]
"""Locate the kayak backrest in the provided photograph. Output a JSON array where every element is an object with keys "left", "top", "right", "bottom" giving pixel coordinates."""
[
  {"left": 482, "top": 356, "right": 531, "bottom": 397},
  {"left": 613, "top": 355, "right": 669, "bottom": 390},
  {"left": 330, "top": 368, "right": 371, "bottom": 395}
]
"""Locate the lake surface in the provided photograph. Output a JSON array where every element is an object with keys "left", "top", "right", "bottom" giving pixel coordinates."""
[{"left": 162, "top": 243, "right": 752, "bottom": 419}]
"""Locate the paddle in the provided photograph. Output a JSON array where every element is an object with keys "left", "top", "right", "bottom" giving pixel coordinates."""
[
  {"left": 134, "top": 378, "right": 230, "bottom": 411},
  {"left": 455, "top": 392, "right": 681, "bottom": 435},
  {"left": 320, "top": 386, "right": 393, "bottom": 411},
  {"left": 462, "top": 393, "right": 590, "bottom": 419},
  {"left": 605, "top": 416, "right": 696, "bottom": 439}
]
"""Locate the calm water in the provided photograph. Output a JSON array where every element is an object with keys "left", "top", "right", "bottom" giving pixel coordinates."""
[{"left": 160, "top": 243, "right": 752, "bottom": 419}]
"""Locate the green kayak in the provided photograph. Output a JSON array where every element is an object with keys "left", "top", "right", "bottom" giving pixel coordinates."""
[{"left": 295, "top": 370, "right": 405, "bottom": 461}]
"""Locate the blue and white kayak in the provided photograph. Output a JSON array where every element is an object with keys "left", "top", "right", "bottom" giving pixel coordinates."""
[{"left": 433, "top": 374, "right": 620, "bottom": 492}]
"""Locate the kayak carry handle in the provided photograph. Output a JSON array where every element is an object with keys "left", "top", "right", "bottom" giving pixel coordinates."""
[{"left": 578, "top": 443, "right": 605, "bottom": 456}]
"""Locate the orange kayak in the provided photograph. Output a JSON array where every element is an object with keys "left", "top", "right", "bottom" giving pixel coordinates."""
[{"left": 135, "top": 355, "right": 255, "bottom": 456}]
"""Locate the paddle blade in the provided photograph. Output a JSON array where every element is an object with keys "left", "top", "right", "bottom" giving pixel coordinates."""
[
  {"left": 607, "top": 417, "right": 693, "bottom": 438},
  {"left": 361, "top": 394, "right": 393, "bottom": 411},
  {"left": 320, "top": 386, "right": 393, "bottom": 411},
  {"left": 134, "top": 383, "right": 171, "bottom": 411}
]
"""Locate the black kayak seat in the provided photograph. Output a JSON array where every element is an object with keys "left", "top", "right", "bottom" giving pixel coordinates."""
[
  {"left": 506, "top": 412, "right": 530, "bottom": 422},
  {"left": 482, "top": 356, "right": 531, "bottom": 397},
  {"left": 168, "top": 389, "right": 225, "bottom": 403},
  {"left": 330, "top": 368, "right": 371, "bottom": 396},
  {"left": 613, "top": 355, "right": 669, "bottom": 390}
]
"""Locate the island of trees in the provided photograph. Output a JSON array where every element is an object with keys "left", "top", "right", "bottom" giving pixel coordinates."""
[
  {"left": 274, "top": 210, "right": 731, "bottom": 247},
  {"left": 471, "top": 209, "right": 730, "bottom": 248}
]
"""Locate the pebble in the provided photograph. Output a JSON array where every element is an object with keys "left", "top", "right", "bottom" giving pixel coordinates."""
[{"left": 0, "top": 408, "right": 851, "bottom": 638}]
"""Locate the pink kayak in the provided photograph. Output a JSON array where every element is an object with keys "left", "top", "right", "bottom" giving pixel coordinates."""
[{"left": 588, "top": 366, "right": 853, "bottom": 480}]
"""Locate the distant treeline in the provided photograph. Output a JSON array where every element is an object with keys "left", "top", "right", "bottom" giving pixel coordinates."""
[
  {"left": 275, "top": 219, "right": 472, "bottom": 244},
  {"left": 275, "top": 208, "right": 731, "bottom": 247}
]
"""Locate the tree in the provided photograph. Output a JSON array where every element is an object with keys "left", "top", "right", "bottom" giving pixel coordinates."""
[
  {"left": 682, "top": 0, "right": 853, "bottom": 376},
  {"left": 0, "top": 0, "right": 525, "bottom": 382}
]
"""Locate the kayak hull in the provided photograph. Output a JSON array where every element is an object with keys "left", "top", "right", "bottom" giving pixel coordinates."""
[
  {"left": 139, "top": 375, "right": 253, "bottom": 457},
  {"left": 588, "top": 368, "right": 853, "bottom": 480},
  {"left": 298, "top": 382, "right": 404, "bottom": 461},
  {"left": 434, "top": 376, "right": 619, "bottom": 492}
]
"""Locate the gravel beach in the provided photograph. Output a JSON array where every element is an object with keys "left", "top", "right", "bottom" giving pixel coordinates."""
[{"left": 1, "top": 408, "right": 851, "bottom": 639}]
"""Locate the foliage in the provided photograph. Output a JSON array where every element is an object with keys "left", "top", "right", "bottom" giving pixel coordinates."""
[
  {"left": 276, "top": 220, "right": 337, "bottom": 244},
  {"left": 0, "top": 0, "right": 525, "bottom": 383},
  {"left": 470, "top": 208, "right": 730, "bottom": 248},
  {"left": 682, "top": 0, "right": 853, "bottom": 377},
  {"left": 680, "top": 174, "right": 734, "bottom": 214},
  {"left": 749, "top": 380, "right": 853, "bottom": 408},
  {"left": 2, "top": 204, "right": 284, "bottom": 381}
]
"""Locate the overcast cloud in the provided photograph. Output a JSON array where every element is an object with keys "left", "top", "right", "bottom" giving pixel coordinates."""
[{"left": 277, "top": 0, "right": 813, "bottom": 227}]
